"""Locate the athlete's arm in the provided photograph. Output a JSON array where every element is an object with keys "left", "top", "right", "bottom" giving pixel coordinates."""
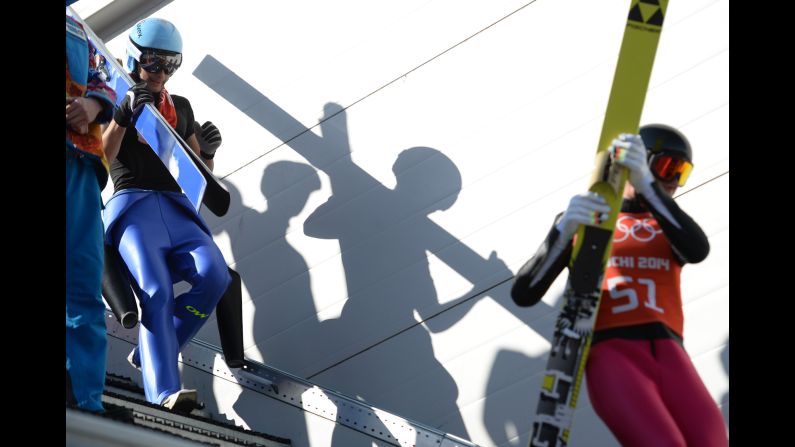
[
  {"left": 637, "top": 182, "right": 710, "bottom": 264},
  {"left": 612, "top": 133, "right": 710, "bottom": 265},
  {"left": 187, "top": 134, "right": 213, "bottom": 171},
  {"left": 511, "top": 214, "right": 573, "bottom": 307}
]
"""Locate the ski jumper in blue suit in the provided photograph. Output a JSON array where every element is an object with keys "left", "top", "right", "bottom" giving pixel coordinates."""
[
  {"left": 103, "top": 90, "right": 230, "bottom": 405},
  {"left": 66, "top": 11, "right": 116, "bottom": 412}
]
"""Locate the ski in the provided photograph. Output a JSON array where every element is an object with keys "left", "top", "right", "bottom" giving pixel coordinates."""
[
  {"left": 66, "top": 7, "right": 230, "bottom": 216},
  {"left": 530, "top": 1, "right": 670, "bottom": 446}
]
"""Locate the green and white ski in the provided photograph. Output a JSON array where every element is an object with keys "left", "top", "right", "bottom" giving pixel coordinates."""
[{"left": 530, "top": 1, "right": 669, "bottom": 446}]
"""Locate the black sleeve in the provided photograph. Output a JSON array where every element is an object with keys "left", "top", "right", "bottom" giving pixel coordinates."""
[
  {"left": 637, "top": 182, "right": 710, "bottom": 264},
  {"left": 172, "top": 95, "right": 196, "bottom": 140},
  {"left": 511, "top": 213, "right": 573, "bottom": 307},
  {"left": 183, "top": 99, "right": 196, "bottom": 140}
]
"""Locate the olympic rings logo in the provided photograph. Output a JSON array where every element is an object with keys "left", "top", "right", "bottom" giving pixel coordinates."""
[{"left": 614, "top": 216, "right": 662, "bottom": 242}]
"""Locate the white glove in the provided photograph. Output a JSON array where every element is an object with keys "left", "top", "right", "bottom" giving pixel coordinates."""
[
  {"left": 610, "top": 133, "right": 655, "bottom": 194},
  {"left": 555, "top": 192, "right": 611, "bottom": 242}
]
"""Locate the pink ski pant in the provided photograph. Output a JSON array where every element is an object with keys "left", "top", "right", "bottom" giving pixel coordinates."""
[{"left": 586, "top": 338, "right": 728, "bottom": 447}]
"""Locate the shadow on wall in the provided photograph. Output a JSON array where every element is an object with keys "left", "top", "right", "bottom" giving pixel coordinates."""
[
  {"left": 194, "top": 54, "right": 556, "bottom": 444},
  {"left": 202, "top": 165, "right": 321, "bottom": 445},
  {"left": 484, "top": 349, "right": 545, "bottom": 447}
]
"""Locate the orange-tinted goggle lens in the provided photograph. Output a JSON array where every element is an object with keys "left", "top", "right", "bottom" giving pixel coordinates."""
[{"left": 650, "top": 154, "right": 693, "bottom": 187}]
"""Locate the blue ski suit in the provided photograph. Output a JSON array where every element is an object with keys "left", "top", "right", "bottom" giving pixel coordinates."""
[{"left": 103, "top": 92, "right": 230, "bottom": 405}]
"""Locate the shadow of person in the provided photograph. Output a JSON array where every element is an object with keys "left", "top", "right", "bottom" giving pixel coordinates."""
[
  {"left": 240, "top": 161, "right": 325, "bottom": 373},
  {"left": 202, "top": 162, "right": 324, "bottom": 439},
  {"left": 312, "top": 145, "right": 483, "bottom": 441},
  {"left": 201, "top": 162, "right": 323, "bottom": 373}
]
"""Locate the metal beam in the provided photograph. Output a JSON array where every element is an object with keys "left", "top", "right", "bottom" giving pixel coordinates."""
[
  {"left": 105, "top": 312, "right": 481, "bottom": 447},
  {"left": 84, "top": 0, "right": 173, "bottom": 42}
]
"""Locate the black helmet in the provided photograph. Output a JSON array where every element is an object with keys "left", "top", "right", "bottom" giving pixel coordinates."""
[
  {"left": 639, "top": 124, "right": 692, "bottom": 164},
  {"left": 639, "top": 124, "right": 693, "bottom": 186}
]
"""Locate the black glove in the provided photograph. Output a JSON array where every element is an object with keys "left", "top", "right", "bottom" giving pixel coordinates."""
[
  {"left": 194, "top": 121, "right": 222, "bottom": 159},
  {"left": 113, "top": 82, "right": 155, "bottom": 128}
]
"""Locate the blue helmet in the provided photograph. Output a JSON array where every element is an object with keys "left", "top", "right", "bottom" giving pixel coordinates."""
[{"left": 125, "top": 18, "right": 183, "bottom": 73}]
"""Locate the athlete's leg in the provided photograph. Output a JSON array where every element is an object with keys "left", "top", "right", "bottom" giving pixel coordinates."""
[
  {"left": 586, "top": 339, "right": 686, "bottom": 447},
  {"left": 66, "top": 156, "right": 107, "bottom": 412},
  {"left": 656, "top": 339, "right": 728, "bottom": 447},
  {"left": 113, "top": 194, "right": 180, "bottom": 404},
  {"left": 161, "top": 199, "right": 230, "bottom": 350}
]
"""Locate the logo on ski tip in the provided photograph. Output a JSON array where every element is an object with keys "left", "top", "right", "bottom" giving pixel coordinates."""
[{"left": 628, "top": 0, "right": 665, "bottom": 27}]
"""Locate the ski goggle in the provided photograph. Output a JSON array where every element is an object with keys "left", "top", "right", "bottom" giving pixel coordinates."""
[
  {"left": 138, "top": 50, "right": 182, "bottom": 75},
  {"left": 649, "top": 153, "right": 693, "bottom": 187}
]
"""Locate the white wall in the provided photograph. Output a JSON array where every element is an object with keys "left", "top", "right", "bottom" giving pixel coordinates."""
[{"left": 94, "top": 1, "right": 729, "bottom": 445}]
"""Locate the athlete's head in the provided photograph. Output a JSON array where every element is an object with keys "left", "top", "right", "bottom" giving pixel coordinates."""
[
  {"left": 125, "top": 18, "right": 183, "bottom": 93},
  {"left": 639, "top": 124, "right": 693, "bottom": 196}
]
